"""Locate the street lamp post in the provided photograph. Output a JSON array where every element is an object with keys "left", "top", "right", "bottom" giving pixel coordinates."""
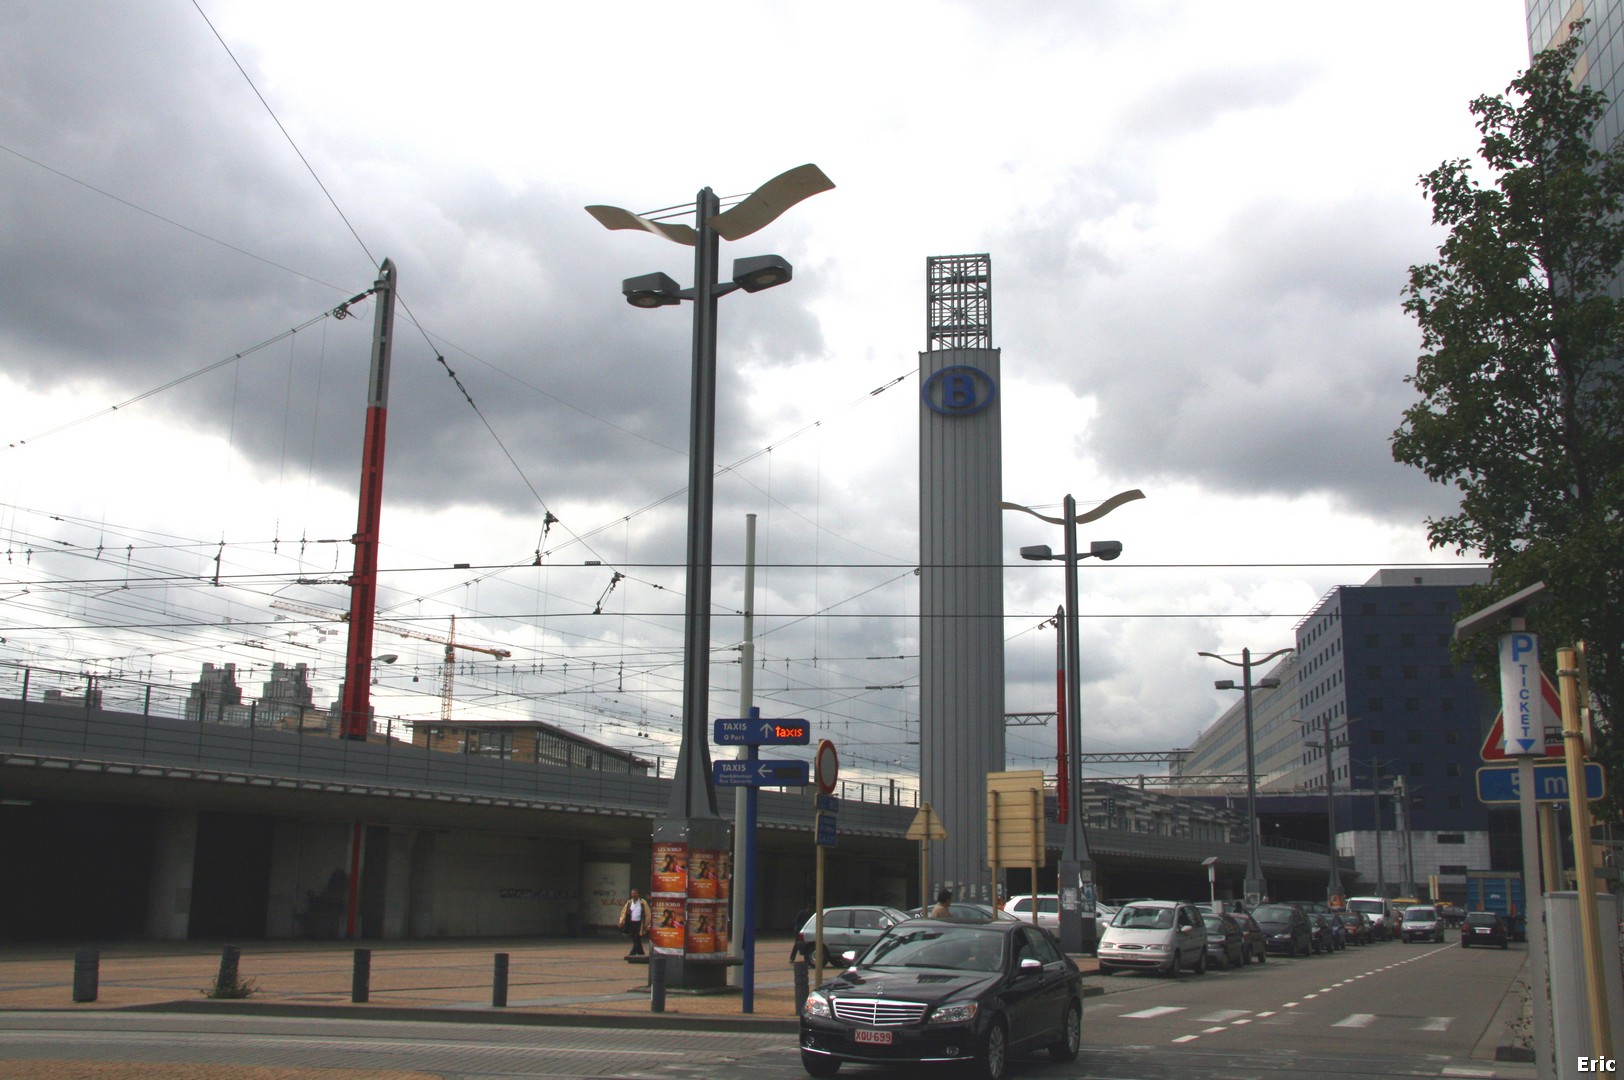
[
  {"left": 1003, "top": 489, "right": 1144, "bottom": 953},
  {"left": 588, "top": 165, "right": 832, "bottom": 988},
  {"left": 1200, "top": 646, "right": 1292, "bottom": 906},
  {"left": 1301, "top": 718, "right": 1348, "bottom": 903}
]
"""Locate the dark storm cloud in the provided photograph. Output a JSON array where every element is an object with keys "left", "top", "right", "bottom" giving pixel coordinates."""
[
  {"left": 995, "top": 184, "right": 1457, "bottom": 522},
  {"left": 0, "top": 3, "right": 828, "bottom": 523}
]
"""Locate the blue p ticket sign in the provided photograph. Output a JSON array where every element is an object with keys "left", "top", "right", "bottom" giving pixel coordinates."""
[{"left": 1497, "top": 632, "right": 1543, "bottom": 756}]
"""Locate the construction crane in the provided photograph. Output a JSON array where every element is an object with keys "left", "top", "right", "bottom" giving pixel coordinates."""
[{"left": 270, "top": 600, "right": 512, "bottom": 722}]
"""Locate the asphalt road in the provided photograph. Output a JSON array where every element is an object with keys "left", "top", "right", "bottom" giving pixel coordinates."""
[{"left": 0, "top": 938, "right": 1535, "bottom": 1080}]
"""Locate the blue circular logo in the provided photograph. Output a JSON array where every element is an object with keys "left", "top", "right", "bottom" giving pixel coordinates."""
[{"left": 922, "top": 365, "right": 996, "bottom": 416}]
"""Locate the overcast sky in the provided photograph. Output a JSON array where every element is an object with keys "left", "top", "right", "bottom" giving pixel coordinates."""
[{"left": 0, "top": 1, "right": 1530, "bottom": 786}]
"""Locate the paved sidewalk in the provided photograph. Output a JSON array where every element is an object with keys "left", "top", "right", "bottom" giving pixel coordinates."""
[{"left": 0, "top": 934, "right": 838, "bottom": 1023}]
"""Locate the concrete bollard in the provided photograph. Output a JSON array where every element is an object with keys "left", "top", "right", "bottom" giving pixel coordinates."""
[
  {"left": 214, "top": 945, "right": 241, "bottom": 995},
  {"left": 72, "top": 948, "right": 99, "bottom": 1003},
  {"left": 793, "top": 958, "right": 809, "bottom": 1007},
  {"left": 492, "top": 952, "right": 509, "bottom": 1008},
  {"left": 351, "top": 948, "right": 371, "bottom": 1004},
  {"left": 649, "top": 955, "right": 666, "bottom": 1013}
]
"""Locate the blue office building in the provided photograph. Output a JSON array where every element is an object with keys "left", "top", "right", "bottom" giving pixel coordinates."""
[{"left": 1180, "top": 568, "right": 1497, "bottom": 902}]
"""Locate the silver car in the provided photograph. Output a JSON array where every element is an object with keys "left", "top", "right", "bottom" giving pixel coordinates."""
[
  {"left": 1097, "top": 900, "right": 1209, "bottom": 976},
  {"left": 796, "top": 905, "right": 910, "bottom": 967}
]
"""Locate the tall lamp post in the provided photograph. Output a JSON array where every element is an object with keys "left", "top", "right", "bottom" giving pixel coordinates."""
[
  {"left": 1199, "top": 646, "right": 1292, "bottom": 906},
  {"left": 1300, "top": 717, "right": 1349, "bottom": 903},
  {"left": 1003, "top": 488, "right": 1144, "bottom": 953},
  {"left": 588, "top": 164, "right": 832, "bottom": 987}
]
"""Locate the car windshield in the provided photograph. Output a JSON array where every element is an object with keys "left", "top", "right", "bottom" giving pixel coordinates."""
[
  {"left": 860, "top": 926, "right": 1006, "bottom": 972},
  {"left": 1251, "top": 904, "right": 1296, "bottom": 923},
  {"left": 1404, "top": 907, "right": 1436, "bottom": 920},
  {"left": 1200, "top": 915, "right": 1226, "bottom": 932},
  {"left": 1466, "top": 913, "right": 1502, "bottom": 926},
  {"left": 1112, "top": 905, "right": 1175, "bottom": 929},
  {"left": 1348, "top": 900, "right": 1383, "bottom": 914}
]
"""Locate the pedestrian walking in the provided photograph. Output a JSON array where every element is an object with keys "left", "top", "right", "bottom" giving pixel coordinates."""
[
  {"left": 790, "top": 900, "right": 814, "bottom": 963},
  {"left": 619, "top": 888, "right": 649, "bottom": 956}
]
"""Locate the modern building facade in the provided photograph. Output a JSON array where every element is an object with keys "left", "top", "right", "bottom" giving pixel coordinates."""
[{"left": 1178, "top": 568, "right": 1497, "bottom": 903}]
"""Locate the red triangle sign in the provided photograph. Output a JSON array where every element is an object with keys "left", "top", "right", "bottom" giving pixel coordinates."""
[{"left": 1480, "top": 671, "right": 1566, "bottom": 760}]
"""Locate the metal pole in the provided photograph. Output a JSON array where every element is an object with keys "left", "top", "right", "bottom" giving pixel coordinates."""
[
  {"left": 1323, "top": 730, "right": 1344, "bottom": 902},
  {"left": 668, "top": 189, "right": 722, "bottom": 820},
  {"left": 1374, "top": 762, "right": 1386, "bottom": 900},
  {"left": 1240, "top": 648, "right": 1266, "bottom": 903},
  {"left": 1054, "top": 607, "right": 1067, "bottom": 825},
  {"left": 339, "top": 259, "right": 396, "bottom": 742},
  {"left": 1557, "top": 646, "right": 1611, "bottom": 1063},
  {"left": 1057, "top": 495, "right": 1093, "bottom": 954},
  {"left": 731, "top": 515, "right": 756, "bottom": 998}
]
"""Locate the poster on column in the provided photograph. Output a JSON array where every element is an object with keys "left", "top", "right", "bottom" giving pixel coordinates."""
[
  {"left": 649, "top": 894, "right": 686, "bottom": 953},
  {"left": 713, "top": 899, "right": 730, "bottom": 953},
  {"left": 653, "top": 842, "right": 687, "bottom": 895},
  {"left": 688, "top": 847, "right": 719, "bottom": 899},
  {"left": 716, "top": 847, "right": 731, "bottom": 901},
  {"left": 687, "top": 899, "right": 717, "bottom": 954}
]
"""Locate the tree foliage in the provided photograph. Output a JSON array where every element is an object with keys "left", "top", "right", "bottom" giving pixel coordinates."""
[{"left": 1393, "top": 27, "right": 1624, "bottom": 822}]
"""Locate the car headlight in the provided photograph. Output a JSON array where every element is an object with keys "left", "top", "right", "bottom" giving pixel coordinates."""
[
  {"left": 929, "top": 1001, "right": 979, "bottom": 1025},
  {"left": 1143, "top": 944, "right": 1170, "bottom": 953},
  {"left": 804, "top": 991, "right": 832, "bottom": 1018}
]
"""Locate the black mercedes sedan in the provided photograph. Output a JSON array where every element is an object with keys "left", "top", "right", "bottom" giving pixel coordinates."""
[{"left": 799, "top": 917, "right": 1082, "bottom": 1080}]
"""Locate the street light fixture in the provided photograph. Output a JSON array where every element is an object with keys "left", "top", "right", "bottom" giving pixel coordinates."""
[
  {"left": 1300, "top": 717, "right": 1349, "bottom": 903},
  {"left": 587, "top": 164, "right": 832, "bottom": 824},
  {"left": 1200, "top": 646, "right": 1292, "bottom": 906},
  {"left": 588, "top": 165, "right": 832, "bottom": 991},
  {"left": 1003, "top": 489, "right": 1145, "bottom": 953}
]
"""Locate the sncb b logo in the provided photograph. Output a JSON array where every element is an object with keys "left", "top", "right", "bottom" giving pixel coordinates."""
[{"left": 922, "top": 365, "right": 996, "bottom": 416}]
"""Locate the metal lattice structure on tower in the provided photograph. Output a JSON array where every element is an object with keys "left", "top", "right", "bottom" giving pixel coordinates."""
[{"left": 926, "top": 254, "right": 992, "bottom": 350}]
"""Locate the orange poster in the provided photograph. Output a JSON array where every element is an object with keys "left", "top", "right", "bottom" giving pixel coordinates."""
[
  {"left": 652, "top": 842, "right": 687, "bottom": 895},
  {"left": 687, "top": 899, "right": 716, "bottom": 954},
  {"left": 716, "top": 848, "right": 731, "bottom": 901},
  {"left": 649, "top": 895, "right": 686, "bottom": 952},
  {"left": 688, "top": 848, "right": 718, "bottom": 900},
  {"left": 713, "top": 901, "right": 730, "bottom": 953}
]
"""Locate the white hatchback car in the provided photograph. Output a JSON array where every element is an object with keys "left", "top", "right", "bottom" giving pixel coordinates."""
[
  {"left": 1002, "top": 893, "right": 1060, "bottom": 931},
  {"left": 1097, "top": 900, "right": 1209, "bottom": 977}
]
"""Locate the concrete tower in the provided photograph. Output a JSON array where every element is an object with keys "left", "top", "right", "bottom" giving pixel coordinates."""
[{"left": 918, "top": 254, "right": 1006, "bottom": 904}]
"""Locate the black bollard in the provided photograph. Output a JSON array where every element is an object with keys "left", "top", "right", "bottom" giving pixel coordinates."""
[
  {"left": 351, "top": 947, "right": 371, "bottom": 1004},
  {"left": 793, "top": 958, "right": 809, "bottom": 1006},
  {"left": 492, "top": 952, "right": 509, "bottom": 1008},
  {"left": 649, "top": 955, "right": 666, "bottom": 1013},
  {"left": 72, "top": 948, "right": 99, "bottom": 1003},
  {"left": 215, "top": 945, "right": 241, "bottom": 995}
]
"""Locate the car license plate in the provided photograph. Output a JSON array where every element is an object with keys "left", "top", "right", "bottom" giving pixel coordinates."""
[{"left": 855, "top": 1029, "right": 893, "bottom": 1045}]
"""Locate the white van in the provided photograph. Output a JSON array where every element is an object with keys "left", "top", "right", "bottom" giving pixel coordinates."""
[{"left": 1345, "top": 896, "right": 1396, "bottom": 940}]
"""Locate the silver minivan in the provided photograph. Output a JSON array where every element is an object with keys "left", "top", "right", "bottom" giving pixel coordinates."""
[{"left": 1097, "top": 900, "right": 1208, "bottom": 976}]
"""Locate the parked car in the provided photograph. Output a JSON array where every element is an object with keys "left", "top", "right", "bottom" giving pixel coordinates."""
[
  {"left": 800, "top": 918, "right": 1082, "bottom": 1080},
  {"left": 797, "top": 905, "right": 911, "bottom": 967},
  {"left": 1400, "top": 904, "right": 1445, "bottom": 943},
  {"left": 1200, "top": 910, "right": 1247, "bottom": 970},
  {"left": 1251, "top": 902, "right": 1313, "bottom": 957},
  {"left": 1306, "top": 911, "right": 1339, "bottom": 953},
  {"left": 1234, "top": 911, "right": 1268, "bottom": 964},
  {"left": 1461, "top": 910, "right": 1509, "bottom": 950},
  {"left": 1097, "top": 900, "right": 1208, "bottom": 977},
  {"left": 1346, "top": 896, "right": 1396, "bottom": 940},
  {"left": 1001, "top": 894, "right": 1059, "bottom": 932},
  {"left": 1336, "top": 909, "right": 1374, "bottom": 946},
  {"left": 909, "top": 902, "right": 1018, "bottom": 923}
]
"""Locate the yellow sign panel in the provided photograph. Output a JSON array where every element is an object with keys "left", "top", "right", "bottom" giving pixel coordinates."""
[
  {"left": 987, "top": 770, "right": 1045, "bottom": 867},
  {"left": 906, "top": 801, "right": 948, "bottom": 840}
]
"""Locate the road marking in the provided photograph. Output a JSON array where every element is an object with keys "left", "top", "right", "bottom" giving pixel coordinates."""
[
  {"left": 1255, "top": 1010, "right": 1277, "bottom": 1018},
  {"left": 1171, "top": 1034, "right": 1201, "bottom": 1043},
  {"left": 1283, "top": 1001, "right": 1300, "bottom": 1008},
  {"left": 1334, "top": 1013, "right": 1378, "bottom": 1028},
  {"left": 1419, "top": 1016, "right": 1453, "bottom": 1031},
  {"left": 1196, "top": 1009, "right": 1251, "bottom": 1022},
  {"left": 1122, "top": 1006, "right": 1185, "bottom": 1019},
  {"left": 1202, "top": 1026, "right": 1228, "bottom": 1034},
  {"left": 1230, "top": 1018, "right": 1252, "bottom": 1025}
]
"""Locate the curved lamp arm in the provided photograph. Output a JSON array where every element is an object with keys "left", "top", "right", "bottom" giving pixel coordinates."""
[{"left": 999, "top": 488, "right": 1145, "bottom": 526}]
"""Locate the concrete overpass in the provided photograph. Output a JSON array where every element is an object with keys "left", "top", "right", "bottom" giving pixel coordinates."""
[{"left": 0, "top": 693, "right": 1355, "bottom": 942}]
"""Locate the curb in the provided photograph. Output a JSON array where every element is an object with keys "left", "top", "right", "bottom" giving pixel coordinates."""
[{"left": 118, "top": 998, "right": 803, "bottom": 1033}]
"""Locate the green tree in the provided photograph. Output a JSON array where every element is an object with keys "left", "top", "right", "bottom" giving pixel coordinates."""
[{"left": 1393, "top": 27, "right": 1624, "bottom": 823}]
